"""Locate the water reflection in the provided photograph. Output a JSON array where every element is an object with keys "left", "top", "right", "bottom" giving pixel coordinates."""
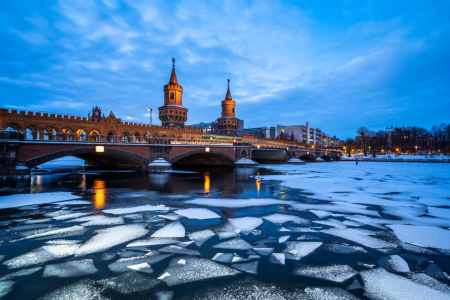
[
  {"left": 204, "top": 173, "right": 210, "bottom": 193},
  {"left": 93, "top": 179, "right": 106, "bottom": 209}
]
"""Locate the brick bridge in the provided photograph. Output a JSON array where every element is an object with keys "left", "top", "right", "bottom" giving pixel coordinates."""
[{"left": 0, "top": 107, "right": 341, "bottom": 175}]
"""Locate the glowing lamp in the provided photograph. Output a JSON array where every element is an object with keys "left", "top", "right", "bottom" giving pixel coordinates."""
[
  {"left": 96, "top": 146, "right": 104, "bottom": 153},
  {"left": 205, "top": 147, "right": 210, "bottom": 152}
]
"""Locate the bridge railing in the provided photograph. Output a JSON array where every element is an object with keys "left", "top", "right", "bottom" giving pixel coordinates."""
[{"left": 0, "top": 130, "right": 252, "bottom": 146}]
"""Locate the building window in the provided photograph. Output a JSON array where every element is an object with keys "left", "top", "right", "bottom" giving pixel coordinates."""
[
  {"left": 232, "top": 108, "right": 234, "bottom": 113},
  {"left": 170, "top": 92, "right": 174, "bottom": 99}
]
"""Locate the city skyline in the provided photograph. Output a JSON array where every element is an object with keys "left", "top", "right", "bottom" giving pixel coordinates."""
[{"left": 1, "top": 1, "right": 449, "bottom": 139}]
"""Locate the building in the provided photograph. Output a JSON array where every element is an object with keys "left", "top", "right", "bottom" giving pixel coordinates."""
[
  {"left": 158, "top": 58, "right": 188, "bottom": 128},
  {"left": 385, "top": 126, "right": 411, "bottom": 152},
  {"left": 190, "top": 121, "right": 219, "bottom": 134},
  {"left": 237, "top": 126, "right": 269, "bottom": 138},
  {"left": 274, "top": 122, "right": 341, "bottom": 146},
  {"left": 217, "top": 80, "right": 240, "bottom": 136}
]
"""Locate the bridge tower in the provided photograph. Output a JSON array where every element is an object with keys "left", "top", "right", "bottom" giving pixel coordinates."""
[
  {"left": 218, "top": 79, "right": 240, "bottom": 136},
  {"left": 158, "top": 58, "right": 188, "bottom": 128}
]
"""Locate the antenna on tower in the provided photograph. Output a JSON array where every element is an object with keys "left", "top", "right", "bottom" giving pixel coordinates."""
[
  {"left": 227, "top": 79, "right": 230, "bottom": 87},
  {"left": 172, "top": 57, "right": 176, "bottom": 67}
]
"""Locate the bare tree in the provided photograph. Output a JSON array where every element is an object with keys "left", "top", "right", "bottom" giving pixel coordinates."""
[{"left": 356, "top": 126, "right": 370, "bottom": 156}]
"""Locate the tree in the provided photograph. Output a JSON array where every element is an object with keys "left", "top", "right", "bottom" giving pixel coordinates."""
[
  {"left": 356, "top": 126, "right": 370, "bottom": 156},
  {"left": 345, "top": 138, "right": 355, "bottom": 157}
]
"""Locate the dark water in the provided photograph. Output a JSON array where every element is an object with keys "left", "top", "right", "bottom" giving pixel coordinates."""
[{"left": 0, "top": 167, "right": 448, "bottom": 299}]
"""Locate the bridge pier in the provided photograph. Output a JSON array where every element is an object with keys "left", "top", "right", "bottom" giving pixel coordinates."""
[{"left": 0, "top": 131, "right": 30, "bottom": 177}]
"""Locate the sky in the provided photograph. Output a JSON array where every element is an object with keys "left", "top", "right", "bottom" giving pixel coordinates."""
[{"left": 0, "top": 0, "right": 449, "bottom": 139}]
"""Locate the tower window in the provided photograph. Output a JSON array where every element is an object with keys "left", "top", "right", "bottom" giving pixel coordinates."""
[
  {"left": 232, "top": 108, "right": 234, "bottom": 113},
  {"left": 170, "top": 92, "right": 174, "bottom": 100}
]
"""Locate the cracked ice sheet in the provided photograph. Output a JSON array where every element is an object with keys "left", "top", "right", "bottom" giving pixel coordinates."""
[
  {"left": 213, "top": 237, "right": 253, "bottom": 250},
  {"left": 39, "top": 279, "right": 107, "bottom": 300},
  {"left": 151, "top": 220, "right": 185, "bottom": 238},
  {"left": 387, "top": 225, "right": 450, "bottom": 250},
  {"left": 4, "top": 244, "right": 80, "bottom": 269},
  {"left": 262, "top": 213, "right": 309, "bottom": 225},
  {"left": 75, "top": 224, "right": 148, "bottom": 256},
  {"left": 229, "top": 217, "right": 263, "bottom": 235},
  {"left": 174, "top": 208, "right": 220, "bottom": 220},
  {"left": 290, "top": 202, "right": 381, "bottom": 217},
  {"left": 66, "top": 215, "right": 124, "bottom": 226},
  {"left": 360, "top": 268, "right": 450, "bottom": 300},
  {"left": 305, "top": 287, "right": 360, "bottom": 300},
  {"left": 322, "top": 227, "right": 398, "bottom": 249},
  {"left": 294, "top": 265, "right": 358, "bottom": 283},
  {"left": 0, "top": 192, "right": 81, "bottom": 209},
  {"left": 102, "top": 204, "right": 171, "bottom": 215},
  {"left": 185, "top": 198, "right": 294, "bottom": 208},
  {"left": 108, "top": 252, "right": 173, "bottom": 272},
  {"left": 161, "top": 257, "right": 240, "bottom": 286},
  {"left": 127, "top": 237, "right": 181, "bottom": 247}
]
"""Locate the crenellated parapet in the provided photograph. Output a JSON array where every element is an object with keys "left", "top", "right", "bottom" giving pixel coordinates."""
[{"left": 0, "top": 107, "right": 202, "bottom": 138}]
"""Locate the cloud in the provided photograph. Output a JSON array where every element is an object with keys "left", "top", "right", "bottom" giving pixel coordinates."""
[{"left": 0, "top": 0, "right": 448, "bottom": 138}]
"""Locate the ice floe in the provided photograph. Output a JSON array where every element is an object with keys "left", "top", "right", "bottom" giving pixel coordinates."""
[
  {"left": 53, "top": 212, "right": 92, "bottom": 221},
  {"left": 42, "top": 259, "right": 98, "bottom": 278},
  {"left": 99, "top": 272, "right": 159, "bottom": 294},
  {"left": 283, "top": 242, "right": 322, "bottom": 260},
  {"left": 54, "top": 200, "right": 92, "bottom": 206},
  {"left": 185, "top": 198, "right": 293, "bottom": 208},
  {"left": 174, "top": 208, "right": 220, "bottom": 220},
  {"left": 158, "top": 245, "right": 201, "bottom": 256},
  {"left": 322, "top": 227, "right": 398, "bottom": 249},
  {"left": 188, "top": 229, "right": 215, "bottom": 246},
  {"left": 263, "top": 213, "right": 309, "bottom": 225},
  {"left": 322, "top": 244, "right": 367, "bottom": 255},
  {"left": 12, "top": 225, "right": 87, "bottom": 242},
  {"left": 66, "top": 215, "right": 124, "bottom": 226},
  {"left": 107, "top": 252, "right": 172, "bottom": 273},
  {"left": 294, "top": 265, "right": 358, "bottom": 282},
  {"left": 270, "top": 253, "right": 285, "bottom": 265},
  {"left": 0, "top": 266, "right": 42, "bottom": 281},
  {"left": 305, "top": 287, "right": 359, "bottom": 300},
  {"left": 0, "top": 192, "right": 81, "bottom": 209},
  {"left": 75, "top": 224, "right": 148, "bottom": 256},
  {"left": 231, "top": 261, "right": 258, "bottom": 274},
  {"left": 4, "top": 244, "right": 79, "bottom": 269},
  {"left": 151, "top": 221, "right": 185, "bottom": 238},
  {"left": 409, "top": 273, "right": 450, "bottom": 294},
  {"left": 387, "top": 225, "right": 450, "bottom": 250},
  {"left": 38, "top": 279, "right": 106, "bottom": 300},
  {"left": 360, "top": 268, "right": 450, "bottom": 300},
  {"left": 127, "top": 262, "right": 153, "bottom": 274},
  {"left": 229, "top": 217, "right": 263, "bottom": 235},
  {"left": 378, "top": 255, "right": 410, "bottom": 273},
  {"left": 127, "top": 237, "right": 181, "bottom": 247},
  {"left": 0, "top": 281, "right": 15, "bottom": 298},
  {"left": 213, "top": 237, "right": 253, "bottom": 250},
  {"left": 103, "top": 205, "right": 171, "bottom": 215},
  {"left": 160, "top": 257, "right": 240, "bottom": 286},
  {"left": 211, "top": 253, "right": 233, "bottom": 263}
]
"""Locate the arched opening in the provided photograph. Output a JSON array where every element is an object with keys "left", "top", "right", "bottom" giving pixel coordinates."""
[
  {"left": 25, "top": 148, "right": 150, "bottom": 170},
  {"left": 107, "top": 131, "right": 115, "bottom": 143},
  {"left": 133, "top": 133, "right": 140, "bottom": 143},
  {"left": 44, "top": 127, "right": 56, "bottom": 140},
  {"left": 76, "top": 129, "right": 86, "bottom": 141},
  {"left": 299, "top": 154, "right": 316, "bottom": 162},
  {"left": 26, "top": 126, "right": 40, "bottom": 140},
  {"left": 6, "top": 124, "right": 20, "bottom": 131},
  {"left": 89, "top": 130, "right": 100, "bottom": 142},
  {"left": 62, "top": 128, "right": 73, "bottom": 141},
  {"left": 321, "top": 155, "right": 332, "bottom": 162},
  {"left": 171, "top": 150, "right": 234, "bottom": 166},
  {"left": 170, "top": 92, "right": 174, "bottom": 99},
  {"left": 122, "top": 132, "right": 130, "bottom": 143}
]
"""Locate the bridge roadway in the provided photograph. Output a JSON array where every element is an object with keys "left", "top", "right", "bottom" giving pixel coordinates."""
[{"left": 0, "top": 130, "right": 342, "bottom": 176}]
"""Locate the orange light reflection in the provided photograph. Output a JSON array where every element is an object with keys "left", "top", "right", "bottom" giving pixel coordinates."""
[
  {"left": 93, "top": 179, "right": 106, "bottom": 209},
  {"left": 204, "top": 174, "right": 210, "bottom": 193}
]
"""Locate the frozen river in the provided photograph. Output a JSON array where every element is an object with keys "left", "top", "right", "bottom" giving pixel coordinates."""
[{"left": 0, "top": 162, "right": 449, "bottom": 299}]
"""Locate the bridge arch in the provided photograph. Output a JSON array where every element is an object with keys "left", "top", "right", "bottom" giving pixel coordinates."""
[
  {"left": 169, "top": 149, "right": 235, "bottom": 166},
  {"left": 23, "top": 147, "right": 150, "bottom": 169},
  {"left": 320, "top": 155, "right": 332, "bottom": 162},
  {"left": 299, "top": 154, "right": 316, "bottom": 162}
]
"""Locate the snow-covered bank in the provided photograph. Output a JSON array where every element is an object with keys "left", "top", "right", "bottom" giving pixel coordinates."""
[{"left": 341, "top": 154, "right": 450, "bottom": 163}]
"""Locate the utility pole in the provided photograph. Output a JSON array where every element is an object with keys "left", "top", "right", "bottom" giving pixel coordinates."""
[
  {"left": 356, "top": 149, "right": 359, "bottom": 165},
  {"left": 148, "top": 108, "right": 152, "bottom": 144}
]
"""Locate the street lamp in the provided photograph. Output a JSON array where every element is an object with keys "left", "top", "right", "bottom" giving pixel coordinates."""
[
  {"left": 148, "top": 108, "right": 152, "bottom": 143},
  {"left": 415, "top": 145, "right": 417, "bottom": 155}
]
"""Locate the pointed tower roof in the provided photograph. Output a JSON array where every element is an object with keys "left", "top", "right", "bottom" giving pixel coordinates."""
[
  {"left": 168, "top": 57, "right": 178, "bottom": 85},
  {"left": 225, "top": 79, "right": 232, "bottom": 100},
  {"left": 169, "top": 66, "right": 178, "bottom": 85}
]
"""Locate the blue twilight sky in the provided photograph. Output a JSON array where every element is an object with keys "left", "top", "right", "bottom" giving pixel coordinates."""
[{"left": 1, "top": 0, "right": 449, "bottom": 139}]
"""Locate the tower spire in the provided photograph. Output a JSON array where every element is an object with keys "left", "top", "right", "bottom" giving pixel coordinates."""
[
  {"left": 169, "top": 57, "right": 178, "bottom": 85},
  {"left": 225, "top": 79, "right": 232, "bottom": 100}
]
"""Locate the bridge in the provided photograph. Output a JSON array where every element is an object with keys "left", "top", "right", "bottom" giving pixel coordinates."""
[{"left": 0, "top": 107, "right": 341, "bottom": 176}]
